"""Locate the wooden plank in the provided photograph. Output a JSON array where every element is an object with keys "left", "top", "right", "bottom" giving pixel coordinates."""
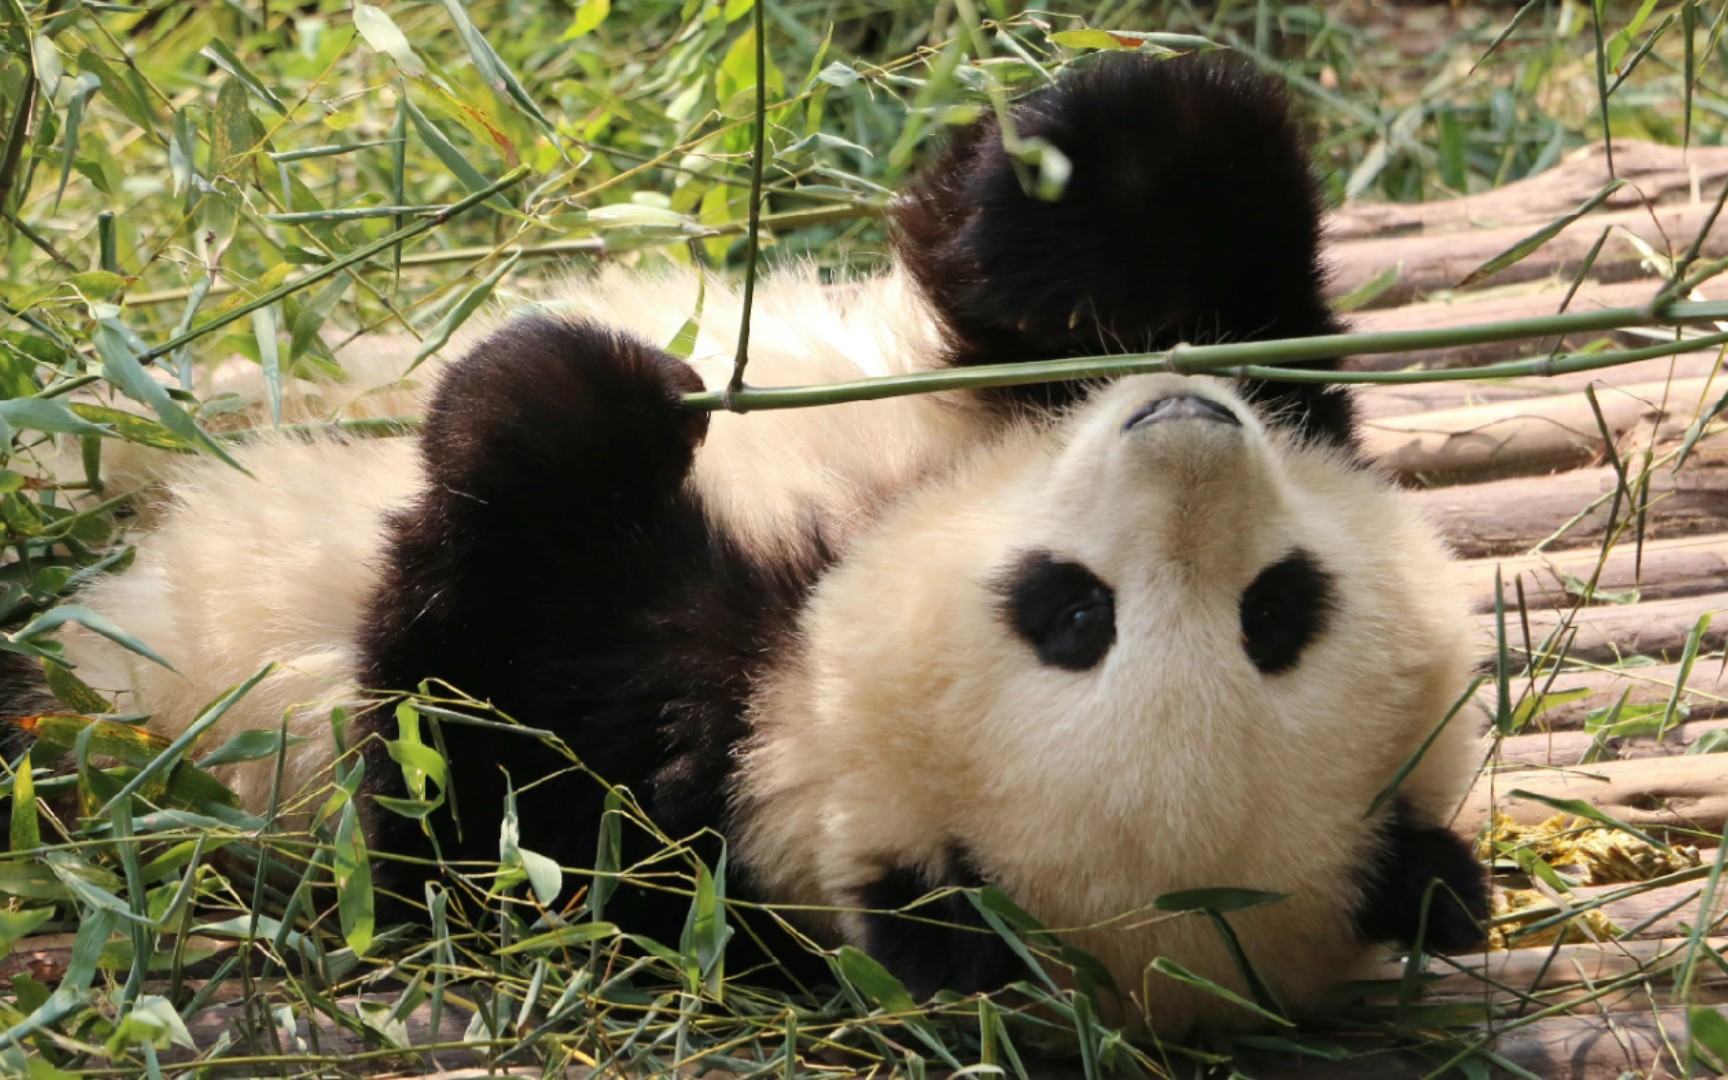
[
  {"left": 1326, "top": 202, "right": 1728, "bottom": 309},
  {"left": 1459, "top": 754, "right": 1728, "bottom": 836},
  {"left": 1364, "top": 376, "right": 1709, "bottom": 482},
  {"left": 1240, "top": 1007, "right": 1706, "bottom": 1079},
  {"left": 1472, "top": 592, "right": 1728, "bottom": 667},
  {"left": 1497, "top": 719, "right": 1728, "bottom": 767},
  {"left": 1329, "top": 141, "right": 1728, "bottom": 241},
  {"left": 1475, "top": 591, "right": 1728, "bottom": 666},
  {"left": 1407, "top": 439, "right": 1728, "bottom": 558},
  {"left": 1567, "top": 882, "right": 1728, "bottom": 942},
  {"left": 1347, "top": 279, "right": 1676, "bottom": 372},
  {"left": 1483, "top": 660, "right": 1728, "bottom": 731},
  {"left": 1461, "top": 534, "right": 1728, "bottom": 613},
  {"left": 1370, "top": 936, "right": 1728, "bottom": 1002},
  {"left": 1354, "top": 347, "right": 1722, "bottom": 418}
]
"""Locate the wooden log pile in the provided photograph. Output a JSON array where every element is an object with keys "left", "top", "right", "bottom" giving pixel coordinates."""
[{"left": 1315, "top": 139, "right": 1728, "bottom": 1080}]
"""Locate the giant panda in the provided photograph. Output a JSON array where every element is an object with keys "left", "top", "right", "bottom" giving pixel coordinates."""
[{"left": 10, "top": 51, "right": 1488, "bottom": 1034}]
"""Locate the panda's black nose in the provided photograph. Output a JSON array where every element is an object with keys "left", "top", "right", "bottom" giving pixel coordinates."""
[{"left": 1123, "top": 394, "right": 1241, "bottom": 431}]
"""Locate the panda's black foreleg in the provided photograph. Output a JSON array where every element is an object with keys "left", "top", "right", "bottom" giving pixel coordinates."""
[
  {"left": 855, "top": 851, "right": 1026, "bottom": 1000},
  {"left": 1353, "top": 797, "right": 1489, "bottom": 954},
  {"left": 355, "top": 313, "right": 712, "bottom": 892}
]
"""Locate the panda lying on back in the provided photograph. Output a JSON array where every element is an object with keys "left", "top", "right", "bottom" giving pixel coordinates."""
[{"left": 21, "top": 52, "right": 1488, "bottom": 1034}]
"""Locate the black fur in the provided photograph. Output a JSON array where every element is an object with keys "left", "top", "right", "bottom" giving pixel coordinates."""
[
  {"left": 856, "top": 848, "right": 1025, "bottom": 999},
  {"left": 1239, "top": 549, "right": 1334, "bottom": 675},
  {"left": 892, "top": 51, "right": 1354, "bottom": 446},
  {"left": 0, "top": 652, "right": 54, "bottom": 763},
  {"left": 354, "top": 314, "right": 829, "bottom": 975},
  {"left": 1354, "top": 797, "right": 1489, "bottom": 953},
  {"left": 994, "top": 549, "right": 1116, "bottom": 672}
]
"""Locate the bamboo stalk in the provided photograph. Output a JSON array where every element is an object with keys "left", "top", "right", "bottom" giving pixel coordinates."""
[{"left": 678, "top": 301, "right": 1728, "bottom": 412}]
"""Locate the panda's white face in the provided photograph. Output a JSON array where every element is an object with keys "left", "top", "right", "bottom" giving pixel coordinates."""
[{"left": 738, "top": 373, "right": 1477, "bottom": 1031}]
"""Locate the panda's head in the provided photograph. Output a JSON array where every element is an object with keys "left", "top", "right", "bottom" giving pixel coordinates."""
[{"left": 774, "top": 373, "right": 1475, "bottom": 1012}]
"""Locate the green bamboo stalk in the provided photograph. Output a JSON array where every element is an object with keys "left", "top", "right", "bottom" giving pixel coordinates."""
[
  {"left": 680, "top": 301, "right": 1728, "bottom": 412},
  {"left": 724, "top": 0, "right": 771, "bottom": 403},
  {"left": 136, "top": 165, "right": 531, "bottom": 364},
  {"left": 1230, "top": 327, "right": 1728, "bottom": 384}
]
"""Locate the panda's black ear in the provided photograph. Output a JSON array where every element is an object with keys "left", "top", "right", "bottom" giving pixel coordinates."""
[{"left": 892, "top": 50, "right": 1355, "bottom": 445}]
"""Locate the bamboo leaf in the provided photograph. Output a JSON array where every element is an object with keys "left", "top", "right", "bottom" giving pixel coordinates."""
[
  {"left": 1504, "top": 788, "right": 1670, "bottom": 850},
  {"left": 352, "top": 4, "right": 424, "bottom": 75},
  {"left": 76, "top": 48, "right": 156, "bottom": 133},
  {"left": 1154, "top": 888, "right": 1288, "bottom": 914},
  {"left": 11, "top": 603, "right": 174, "bottom": 671},
  {"left": 400, "top": 94, "right": 513, "bottom": 212},
  {"left": 9, "top": 748, "right": 38, "bottom": 852},
  {"left": 90, "top": 310, "right": 246, "bottom": 472},
  {"left": 409, "top": 250, "right": 520, "bottom": 371},
  {"left": 1149, "top": 956, "right": 1295, "bottom": 1026},
  {"left": 200, "top": 40, "right": 286, "bottom": 116},
  {"left": 1459, "top": 180, "right": 1627, "bottom": 288},
  {"left": 332, "top": 794, "right": 374, "bottom": 956},
  {"left": 252, "top": 304, "right": 282, "bottom": 427},
  {"left": 564, "top": 0, "right": 610, "bottom": 40},
  {"left": 0, "top": 397, "right": 111, "bottom": 443},
  {"left": 497, "top": 921, "right": 619, "bottom": 955},
  {"left": 1692, "top": 1004, "right": 1728, "bottom": 1073},
  {"left": 834, "top": 944, "right": 918, "bottom": 1011},
  {"left": 197, "top": 728, "right": 306, "bottom": 769}
]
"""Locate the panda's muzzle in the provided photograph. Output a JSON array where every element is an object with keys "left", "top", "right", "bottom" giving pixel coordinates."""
[{"left": 1123, "top": 394, "right": 1241, "bottom": 431}]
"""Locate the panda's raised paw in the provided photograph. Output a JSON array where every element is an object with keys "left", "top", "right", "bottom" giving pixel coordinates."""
[
  {"left": 892, "top": 51, "right": 1338, "bottom": 379},
  {"left": 419, "top": 313, "right": 708, "bottom": 504}
]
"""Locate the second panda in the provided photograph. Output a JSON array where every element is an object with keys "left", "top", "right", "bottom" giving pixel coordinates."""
[{"left": 24, "top": 52, "right": 1488, "bottom": 1034}]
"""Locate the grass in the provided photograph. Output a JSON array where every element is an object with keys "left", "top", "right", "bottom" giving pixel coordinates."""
[{"left": 0, "top": 0, "right": 1726, "bottom": 1076}]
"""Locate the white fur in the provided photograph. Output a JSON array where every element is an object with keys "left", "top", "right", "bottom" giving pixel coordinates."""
[{"left": 734, "top": 374, "right": 1476, "bottom": 1032}]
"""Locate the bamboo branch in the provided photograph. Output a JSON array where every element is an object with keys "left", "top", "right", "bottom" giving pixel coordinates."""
[{"left": 679, "top": 301, "right": 1728, "bottom": 412}]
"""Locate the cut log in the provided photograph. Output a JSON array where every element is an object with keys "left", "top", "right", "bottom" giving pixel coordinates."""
[
  {"left": 1364, "top": 376, "right": 1709, "bottom": 482},
  {"left": 1459, "top": 754, "right": 1728, "bottom": 837},
  {"left": 1353, "top": 346, "right": 1723, "bottom": 417},
  {"left": 1481, "top": 659, "right": 1728, "bottom": 732},
  {"left": 1496, "top": 719, "right": 1728, "bottom": 767},
  {"left": 1370, "top": 936, "right": 1728, "bottom": 1001},
  {"left": 1239, "top": 1006, "right": 1707, "bottom": 1079},
  {"left": 1326, "top": 203, "right": 1728, "bottom": 308},
  {"left": 1329, "top": 141, "right": 1728, "bottom": 240},
  {"left": 1407, "top": 438, "right": 1728, "bottom": 558},
  {"left": 1345, "top": 279, "right": 1683, "bottom": 372},
  {"left": 1472, "top": 592, "right": 1728, "bottom": 667},
  {"left": 1461, "top": 533, "right": 1728, "bottom": 613},
  {"left": 1568, "top": 880, "right": 1728, "bottom": 941}
]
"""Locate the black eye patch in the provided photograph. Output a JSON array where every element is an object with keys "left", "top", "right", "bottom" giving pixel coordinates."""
[
  {"left": 995, "top": 550, "right": 1116, "bottom": 672},
  {"left": 1240, "top": 549, "right": 1334, "bottom": 674}
]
